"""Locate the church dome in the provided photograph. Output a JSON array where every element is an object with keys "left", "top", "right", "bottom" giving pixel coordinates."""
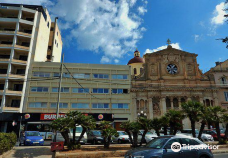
[{"left": 127, "top": 49, "right": 145, "bottom": 65}]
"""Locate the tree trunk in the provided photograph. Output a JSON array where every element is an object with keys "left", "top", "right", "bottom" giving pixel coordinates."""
[
  {"left": 126, "top": 131, "right": 133, "bottom": 145},
  {"left": 76, "top": 128, "right": 86, "bottom": 145},
  {"left": 72, "top": 128, "right": 76, "bottom": 144},
  {"left": 170, "top": 123, "right": 174, "bottom": 135},
  {"left": 225, "top": 123, "right": 228, "bottom": 140},
  {"left": 215, "top": 122, "right": 221, "bottom": 142},
  {"left": 132, "top": 132, "right": 138, "bottom": 148},
  {"left": 104, "top": 136, "right": 111, "bottom": 149},
  {"left": 140, "top": 130, "right": 147, "bottom": 146},
  {"left": 164, "top": 126, "right": 168, "bottom": 135},
  {"left": 173, "top": 128, "right": 178, "bottom": 135},
  {"left": 61, "top": 131, "right": 70, "bottom": 145},
  {"left": 190, "top": 119, "right": 196, "bottom": 137},
  {"left": 155, "top": 129, "right": 160, "bottom": 136},
  {"left": 198, "top": 121, "right": 206, "bottom": 140}
]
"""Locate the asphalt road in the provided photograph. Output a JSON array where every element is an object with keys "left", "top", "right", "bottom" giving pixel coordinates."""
[{"left": 214, "top": 153, "right": 228, "bottom": 158}]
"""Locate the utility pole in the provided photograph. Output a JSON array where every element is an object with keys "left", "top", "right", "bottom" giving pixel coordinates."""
[{"left": 54, "top": 53, "right": 64, "bottom": 142}]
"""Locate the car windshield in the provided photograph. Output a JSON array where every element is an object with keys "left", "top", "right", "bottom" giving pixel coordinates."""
[
  {"left": 118, "top": 131, "right": 127, "bottom": 135},
  {"left": 146, "top": 138, "right": 169, "bottom": 149},
  {"left": 70, "top": 127, "right": 82, "bottom": 133},
  {"left": 92, "top": 131, "right": 101, "bottom": 136},
  {"left": 26, "top": 132, "right": 39, "bottom": 136}
]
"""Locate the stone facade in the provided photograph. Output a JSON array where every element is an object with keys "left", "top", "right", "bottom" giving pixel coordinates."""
[{"left": 130, "top": 45, "right": 218, "bottom": 129}]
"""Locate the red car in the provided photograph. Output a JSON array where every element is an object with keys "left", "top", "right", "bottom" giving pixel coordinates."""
[{"left": 203, "top": 129, "right": 226, "bottom": 141}]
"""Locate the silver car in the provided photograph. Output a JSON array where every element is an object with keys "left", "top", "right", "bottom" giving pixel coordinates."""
[
  {"left": 179, "top": 129, "right": 214, "bottom": 142},
  {"left": 125, "top": 135, "right": 214, "bottom": 158},
  {"left": 139, "top": 130, "right": 158, "bottom": 143},
  {"left": 112, "top": 131, "right": 130, "bottom": 144}
]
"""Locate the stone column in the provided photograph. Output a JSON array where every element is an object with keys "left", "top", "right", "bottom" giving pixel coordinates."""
[
  {"left": 148, "top": 98, "right": 153, "bottom": 119},
  {"left": 199, "top": 97, "right": 203, "bottom": 104},
  {"left": 161, "top": 97, "right": 166, "bottom": 115},
  {"left": 170, "top": 97, "right": 174, "bottom": 109},
  {"left": 178, "top": 98, "right": 181, "bottom": 109}
]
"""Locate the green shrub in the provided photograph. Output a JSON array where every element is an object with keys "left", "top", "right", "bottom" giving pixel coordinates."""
[
  {"left": 219, "top": 138, "right": 227, "bottom": 145},
  {"left": 0, "top": 132, "right": 17, "bottom": 155}
]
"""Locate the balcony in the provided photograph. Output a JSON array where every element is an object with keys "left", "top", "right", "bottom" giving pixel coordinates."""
[
  {"left": 2, "top": 106, "right": 20, "bottom": 112},
  {"left": 0, "top": 21, "right": 16, "bottom": 35},
  {"left": 0, "top": 9, "right": 19, "bottom": 19},
  {"left": 11, "top": 59, "right": 27, "bottom": 65},
  {"left": 8, "top": 74, "right": 25, "bottom": 80},
  {"left": 21, "top": 10, "right": 34, "bottom": 22},
  {"left": 5, "top": 89, "right": 22, "bottom": 96}
]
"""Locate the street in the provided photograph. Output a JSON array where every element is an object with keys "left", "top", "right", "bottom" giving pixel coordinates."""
[
  {"left": 5, "top": 146, "right": 53, "bottom": 158},
  {"left": 214, "top": 153, "right": 228, "bottom": 158}
]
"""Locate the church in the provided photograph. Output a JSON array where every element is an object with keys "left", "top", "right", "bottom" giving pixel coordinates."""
[{"left": 128, "top": 40, "right": 219, "bottom": 129}]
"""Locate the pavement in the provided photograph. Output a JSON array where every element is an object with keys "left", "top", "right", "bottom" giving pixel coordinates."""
[{"left": 214, "top": 153, "right": 228, "bottom": 158}]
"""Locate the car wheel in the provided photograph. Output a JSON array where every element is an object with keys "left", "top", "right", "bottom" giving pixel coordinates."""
[
  {"left": 118, "top": 139, "right": 122, "bottom": 144},
  {"left": 93, "top": 139, "right": 96, "bottom": 145}
]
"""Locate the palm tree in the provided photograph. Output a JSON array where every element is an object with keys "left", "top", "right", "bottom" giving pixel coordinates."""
[
  {"left": 207, "top": 106, "right": 227, "bottom": 142},
  {"left": 66, "top": 111, "right": 81, "bottom": 144},
  {"left": 181, "top": 101, "right": 203, "bottom": 137},
  {"left": 99, "top": 121, "right": 118, "bottom": 149},
  {"left": 222, "top": 113, "right": 228, "bottom": 140},
  {"left": 138, "top": 116, "right": 152, "bottom": 145},
  {"left": 198, "top": 106, "right": 210, "bottom": 140},
  {"left": 120, "top": 121, "right": 133, "bottom": 145},
  {"left": 165, "top": 109, "right": 185, "bottom": 135},
  {"left": 160, "top": 115, "right": 170, "bottom": 135},
  {"left": 76, "top": 114, "right": 96, "bottom": 145},
  {"left": 151, "top": 118, "right": 162, "bottom": 136}
]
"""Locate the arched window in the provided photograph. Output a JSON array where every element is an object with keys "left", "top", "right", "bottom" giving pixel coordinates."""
[
  {"left": 221, "top": 77, "right": 227, "bottom": 84},
  {"left": 134, "top": 68, "right": 137, "bottom": 74}
]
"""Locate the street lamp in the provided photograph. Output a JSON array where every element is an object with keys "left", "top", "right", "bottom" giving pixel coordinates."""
[{"left": 138, "top": 111, "right": 147, "bottom": 118}]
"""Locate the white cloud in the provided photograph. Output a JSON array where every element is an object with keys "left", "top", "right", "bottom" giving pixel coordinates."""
[
  {"left": 101, "top": 56, "right": 110, "bottom": 63},
  {"left": 194, "top": 35, "right": 200, "bottom": 42},
  {"left": 114, "top": 59, "right": 119, "bottom": 63},
  {"left": 49, "top": 0, "right": 147, "bottom": 63},
  {"left": 138, "top": 6, "right": 147, "bottom": 15},
  {"left": 144, "top": 43, "right": 182, "bottom": 54},
  {"left": 211, "top": 2, "right": 228, "bottom": 25}
]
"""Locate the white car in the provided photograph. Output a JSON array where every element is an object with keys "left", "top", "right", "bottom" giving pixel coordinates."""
[
  {"left": 179, "top": 129, "right": 214, "bottom": 142},
  {"left": 139, "top": 130, "right": 158, "bottom": 143},
  {"left": 112, "top": 131, "right": 130, "bottom": 144},
  {"left": 52, "top": 125, "right": 87, "bottom": 144}
]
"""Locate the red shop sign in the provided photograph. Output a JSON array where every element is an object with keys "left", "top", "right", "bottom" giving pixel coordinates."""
[{"left": 40, "top": 113, "right": 65, "bottom": 120}]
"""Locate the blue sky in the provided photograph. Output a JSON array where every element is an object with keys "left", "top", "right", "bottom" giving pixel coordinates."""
[{"left": 1, "top": 0, "right": 228, "bottom": 72}]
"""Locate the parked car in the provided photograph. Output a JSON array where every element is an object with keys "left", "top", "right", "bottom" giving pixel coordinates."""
[
  {"left": 179, "top": 129, "right": 214, "bottom": 142},
  {"left": 20, "top": 131, "right": 44, "bottom": 146},
  {"left": 51, "top": 126, "right": 87, "bottom": 144},
  {"left": 139, "top": 130, "right": 158, "bottom": 143},
  {"left": 112, "top": 131, "right": 130, "bottom": 144},
  {"left": 87, "top": 130, "right": 104, "bottom": 144},
  {"left": 125, "top": 135, "right": 214, "bottom": 158},
  {"left": 203, "top": 129, "right": 226, "bottom": 141}
]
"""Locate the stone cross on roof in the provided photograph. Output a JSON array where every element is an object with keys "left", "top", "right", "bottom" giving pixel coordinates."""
[{"left": 167, "top": 39, "right": 171, "bottom": 45}]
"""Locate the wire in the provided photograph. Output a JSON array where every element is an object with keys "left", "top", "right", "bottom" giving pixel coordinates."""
[{"left": 63, "top": 64, "right": 101, "bottom": 100}]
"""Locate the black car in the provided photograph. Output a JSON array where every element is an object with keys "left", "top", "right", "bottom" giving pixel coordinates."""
[{"left": 87, "top": 130, "right": 104, "bottom": 144}]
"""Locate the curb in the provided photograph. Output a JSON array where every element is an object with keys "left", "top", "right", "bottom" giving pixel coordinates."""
[
  {"left": 0, "top": 147, "right": 15, "bottom": 158},
  {"left": 212, "top": 150, "right": 228, "bottom": 154}
]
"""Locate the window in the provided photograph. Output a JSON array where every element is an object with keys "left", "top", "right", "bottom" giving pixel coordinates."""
[
  {"left": 92, "top": 103, "right": 109, "bottom": 108},
  {"left": 50, "top": 103, "right": 68, "bottom": 108},
  {"left": 112, "top": 89, "right": 128, "bottom": 94},
  {"left": 29, "top": 102, "right": 47, "bottom": 108},
  {"left": 92, "top": 88, "right": 109, "bottom": 94},
  {"left": 134, "top": 68, "right": 137, "bottom": 74},
  {"left": 55, "top": 39, "right": 56, "bottom": 44},
  {"left": 181, "top": 138, "right": 200, "bottom": 145},
  {"left": 72, "top": 88, "right": 89, "bottom": 93},
  {"left": 225, "top": 92, "right": 228, "bottom": 101},
  {"left": 31, "top": 87, "right": 48, "bottom": 92},
  {"left": 57, "top": 32, "right": 58, "bottom": 36},
  {"left": 93, "top": 74, "right": 109, "bottom": 79},
  {"left": 51, "top": 27, "right": 54, "bottom": 31},
  {"left": 112, "top": 74, "right": 128, "bottom": 80},
  {"left": 52, "top": 87, "right": 69, "bottom": 92},
  {"left": 53, "top": 73, "right": 70, "bottom": 78},
  {"left": 71, "top": 103, "right": 89, "bottom": 109},
  {"left": 33, "top": 72, "right": 50, "bottom": 77},
  {"left": 164, "top": 139, "right": 182, "bottom": 149},
  {"left": 73, "top": 73, "right": 90, "bottom": 79},
  {"left": 47, "top": 22, "right": 49, "bottom": 28},
  {"left": 112, "top": 103, "right": 129, "bottom": 109},
  {"left": 221, "top": 77, "right": 227, "bottom": 84}
]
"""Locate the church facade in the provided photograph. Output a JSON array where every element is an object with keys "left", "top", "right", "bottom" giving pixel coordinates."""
[{"left": 128, "top": 42, "right": 219, "bottom": 128}]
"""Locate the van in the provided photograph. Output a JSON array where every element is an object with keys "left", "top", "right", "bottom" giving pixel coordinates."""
[{"left": 52, "top": 125, "right": 87, "bottom": 144}]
